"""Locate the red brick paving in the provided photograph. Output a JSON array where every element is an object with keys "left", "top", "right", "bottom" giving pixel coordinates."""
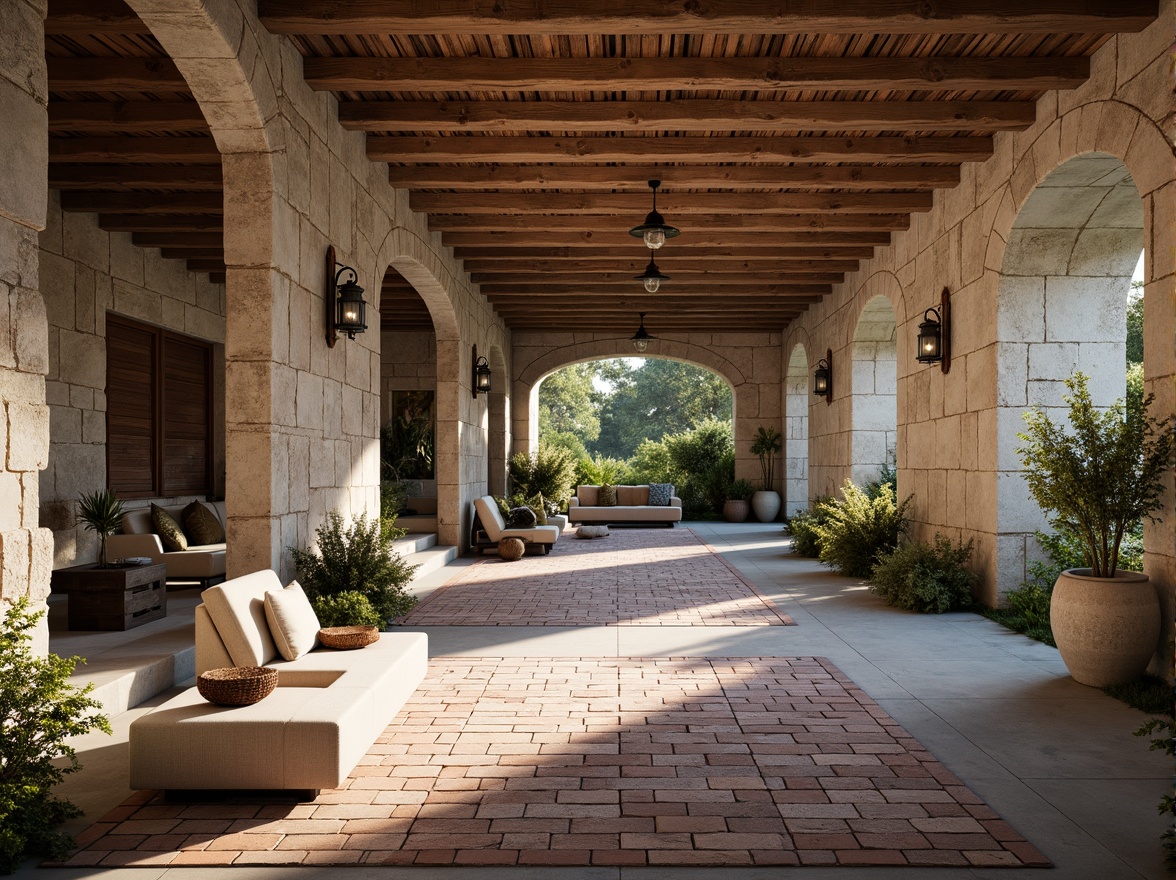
[
  {"left": 404, "top": 527, "right": 795, "bottom": 626},
  {"left": 62, "top": 657, "right": 1048, "bottom": 868}
]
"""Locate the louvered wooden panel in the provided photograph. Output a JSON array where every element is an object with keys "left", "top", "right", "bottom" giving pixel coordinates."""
[
  {"left": 106, "top": 316, "right": 156, "bottom": 498},
  {"left": 162, "top": 334, "right": 211, "bottom": 496}
]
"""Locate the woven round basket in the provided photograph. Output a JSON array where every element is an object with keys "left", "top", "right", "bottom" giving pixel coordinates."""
[
  {"left": 197, "top": 666, "right": 278, "bottom": 706},
  {"left": 318, "top": 625, "right": 380, "bottom": 650},
  {"left": 498, "top": 536, "right": 526, "bottom": 561}
]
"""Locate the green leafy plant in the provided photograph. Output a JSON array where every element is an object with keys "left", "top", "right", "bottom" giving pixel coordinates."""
[
  {"left": 1134, "top": 712, "right": 1176, "bottom": 866},
  {"left": 77, "top": 489, "right": 125, "bottom": 568},
  {"left": 379, "top": 481, "right": 410, "bottom": 540},
  {"left": 0, "top": 599, "right": 111, "bottom": 874},
  {"left": 785, "top": 498, "right": 833, "bottom": 558},
  {"left": 380, "top": 392, "right": 435, "bottom": 481},
  {"left": 727, "top": 479, "right": 756, "bottom": 502},
  {"left": 863, "top": 462, "right": 897, "bottom": 501},
  {"left": 291, "top": 512, "right": 418, "bottom": 625},
  {"left": 870, "top": 534, "right": 977, "bottom": 613},
  {"left": 1017, "top": 372, "right": 1173, "bottom": 577},
  {"left": 575, "top": 454, "right": 632, "bottom": 488},
  {"left": 311, "top": 591, "right": 384, "bottom": 628},
  {"left": 749, "top": 425, "right": 783, "bottom": 491},
  {"left": 813, "top": 480, "right": 911, "bottom": 578},
  {"left": 509, "top": 443, "right": 576, "bottom": 508}
]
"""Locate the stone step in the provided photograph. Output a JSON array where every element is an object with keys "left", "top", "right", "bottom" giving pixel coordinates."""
[
  {"left": 404, "top": 544, "right": 459, "bottom": 585},
  {"left": 398, "top": 514, "right": 439, "bottom": 534},
  {"left": 393, "top": 532, "right": 438, "bottom": 556}
]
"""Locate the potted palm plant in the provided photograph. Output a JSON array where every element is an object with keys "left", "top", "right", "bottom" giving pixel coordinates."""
[
  {"left": 1017, "top": 372, "right": 1173, "bottom": 686},
  {"left": 723, "top": 479, "right": 755, "bottom": 523},
  {"left": 77, "top": 489, "right": 125, "bottom": 568},
  {"left": 749, "top": 425, "right": 783, "bottom": 522}
]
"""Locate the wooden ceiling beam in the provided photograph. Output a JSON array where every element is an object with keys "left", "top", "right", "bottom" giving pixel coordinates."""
[
  {"left": 49, "top": 137, "right": 221, "bottom": 163},
  {"left": 186, "top": 259, "right": 228, "bottom": 272},
  {"left": 432, "top": 213, "right": 909, "bottom": 231},
  {"left": 98, "top": 214, "right": 224, "bottom": 233},
  {"left": 132, "top": 232, "right": 224, "bottom": 249},
  {"left": 368, "top": 135, "right": 993, "bottom": 164},
  {"left": 49, "top": 102, "right": 209, "bottom": 133},
  {"left": 160, "top": 248, "right": 225, "bottom": 260},
  {"left": 475, "top": 272, "right": 843, "bottom": 285},
  {"left": 441, "top": 230, "right": 891, "bottom": 247},
  {"left": 209, "top": 273, "right": 226, "bottom": 284},
  {"left": 45, "top": 0, "right": 151, "bottom": 34},
  {"left": 306, "top": 55, "right": 1089, "bottom": 93},
  {"left": 483, "top": 283, "right": 831, "bottom": 296},
  {"left": 464, "top": 258, "right": 861, "bottom": 273},
  {"left": 456, "top": 245, "right": 876, "bottom": 260},
  {"left": 61, "top": 192, "right": 223, "bottom": 215},
  {"left": 387, "top": 163, "right": 961, "bottom": 191},
  {"left": 46, "top": 58, "right": 189, "bottom": 93},
  {"left": 413, "top": 191, "right": 933, "bottom": 214},
  {"left": 341, "top": 99, "right": 1035, "bottom": 134},
  {"left": 258, "top": 0, "right": 1156, "bottom": 35},
  {"left": 49, "top": 164, "right": 223, "bottom": 191}
]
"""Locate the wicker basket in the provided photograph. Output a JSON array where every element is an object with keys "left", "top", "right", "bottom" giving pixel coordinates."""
[
  {"left": 318, "top": 625, "right": 380, "bottom": 650},
  {"left": 197, "top": 666, "right": 278, "bottom": 706}
]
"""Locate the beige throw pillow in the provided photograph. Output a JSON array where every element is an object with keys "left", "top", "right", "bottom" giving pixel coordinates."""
[{"left": 264, "top": 581, "right": 321, "bottom": 661}]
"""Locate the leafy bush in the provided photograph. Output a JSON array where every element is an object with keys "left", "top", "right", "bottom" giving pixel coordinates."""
[
  {"left": 626, "top": 438, "right": 674, "bottom": 485},
  {"left": 728, "top": 479, "right": 756, "bottom": 502},
  {"left": 311, "top": 590, "right": 383, "bottom": 628},
  {"left": 813, "top": 480, "right": 911, "bottom": 578},
  {"left": 664, "top": 418, "right": 734, "bottom": 517},
  {"left": 870, "top": 535, "right": 977, "bottom": 613},
  {"left": 0, "top": 599, "right": 111, "bottom": 874},
  {"left": 863, "top": 462, "right": 897, "bottom": 500},
  {"left": 380, "top": 393, "right": 434, "bottom": 481},
  {"left": 291, "top": 512, "right": 418, "bottom": 625},
  {"left": 575, "top": 453, "right": 632, "bottom": 488},
  {"left": 379, "top": 481, "right": 410, "bottom": 539},
  {"left": 785, "top": 499, "right": 832, "bottom": 558},
  {"left": 509, "top": 443, "right": 576, "bottom": 508}
]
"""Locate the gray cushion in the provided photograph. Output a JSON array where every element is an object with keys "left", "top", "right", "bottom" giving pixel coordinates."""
[{"left": 648, "top": 484, "right": 674, "bottom": 506}]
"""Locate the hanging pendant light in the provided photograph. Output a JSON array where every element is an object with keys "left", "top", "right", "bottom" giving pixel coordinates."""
[
  {"left": 631, "top": 313, "right": 654, "bottom": 353},
  {"left": 628, "top": 180, "right": 680, "bottom": 250},
  {"left": 635, "top": 256, "right": 671, "bottom": 293}
]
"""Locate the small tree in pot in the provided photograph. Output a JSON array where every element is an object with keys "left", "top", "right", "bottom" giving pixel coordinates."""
[
  {"left": 749, "top": 425, "right": 783, "bottom": 522},
  {"left": 1017, "top": 372, "right": 1174, "bottom": 687},
  {"left": 77, "top": 489, "right": 125, "bottom": 568}
]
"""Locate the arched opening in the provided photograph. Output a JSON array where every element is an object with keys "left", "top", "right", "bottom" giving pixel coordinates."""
[
  {"left": 379, "top": 268, "right": 439, "bottom": 532},
  {"left": 851, "top": 296, "right": 898, "bottom": 487},
  {"left": 784, "top": 344, "right": 810, "bottom": 517},
  {"left": 487, "top": 344, "right": 508, "bottom": 496},
  {"left": 995, "top": 152, "right": 1144, "bottom": 595}
]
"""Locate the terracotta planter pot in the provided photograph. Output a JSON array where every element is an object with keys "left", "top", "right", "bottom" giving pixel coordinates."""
[
  {"left": 723, "top": 500, "right": 750, "bottom": 522},
  {"left": 1050, "top": 569, "right": 1161, "bottom": 687},
  {"left": 751, "top": 490, "right": 782, "bottom": 523}
]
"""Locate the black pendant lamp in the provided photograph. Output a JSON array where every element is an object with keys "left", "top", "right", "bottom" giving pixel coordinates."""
[
  {"left": 631, "top": 313, "right": 653, "bottom": 353},
  {"left": 635, "top": 257, "right": 671, "bottom": 293},
  {"left": 628, "top": 180, "right": 680, "bottom": 250}
]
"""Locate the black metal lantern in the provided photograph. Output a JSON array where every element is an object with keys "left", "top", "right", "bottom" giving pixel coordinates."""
[
  {"left": 915, "top": 287, "right": 951, "bottom": 372},
  {"left": 472, "top": 345, "right": 492, "bottom": 397},
  {"left": 813, "top": 349, "right": 832, "bottom": 403},
  {"left": 631, "top": 313, "right": 653, "bottom": 353},
  {"left": 635, "top": 257, "right": 671, "bottom": 293},
  {"left": 325, "top": 245, "right": 367, "bottom": 346},
  {"left": 628, "top": 180, "right": 680, "bottom": 250}
]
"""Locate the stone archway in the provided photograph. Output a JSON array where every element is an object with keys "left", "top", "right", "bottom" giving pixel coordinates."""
[
  {"left": 784, "top": 343, "right": 810, "bottom": 516},
  {"left": 994, "top": 152, "right": 1144, "bottom": 594},
  {"left": 850, "top": 296, "right": 898, "bottom": 486}
]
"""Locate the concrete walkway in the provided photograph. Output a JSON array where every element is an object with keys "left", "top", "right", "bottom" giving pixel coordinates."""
[{"left": 25, "top": 522, "right": 1169, "bottom": 879}]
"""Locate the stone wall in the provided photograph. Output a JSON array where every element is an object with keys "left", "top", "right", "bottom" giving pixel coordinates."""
[
  {"left": 38, "top": 192, "right": 227, "bottom": 568},
  {"left": 783, "top": 343, "right": 809, "bottom": 516},
  {"left": 781, "top": 7, "right": 1176, "bottom": 673},
  {"left": 512, "top": 332, "right": 782, "bottom": 492},
  {"left": 0, "top": 0, "right": 52, "bottom": 653}
]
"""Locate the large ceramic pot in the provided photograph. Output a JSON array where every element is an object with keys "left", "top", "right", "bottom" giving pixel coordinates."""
[
  {"left": 1050, "top": 569, "right": 1160, "bottom": 687},
  {"left": 751, "top": 490, "right": 782, "bottom": 523},
  {"left": 723, "top": 500, "right": 750, "bottom": 523}
]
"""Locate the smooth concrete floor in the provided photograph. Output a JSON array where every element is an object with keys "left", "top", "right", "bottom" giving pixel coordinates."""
[{"left": 22, "top": 521, "right": 1171, "bottom": 879}]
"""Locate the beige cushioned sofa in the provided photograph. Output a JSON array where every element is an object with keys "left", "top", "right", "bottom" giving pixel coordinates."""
[
  {"left": 568, "top": 485, "right": 683, "bottom": 526},
  {"left": 107, "top": 501, "right": 226, "bottom": 587},
  {"left": 129, "top": 569, "right": 427, "bottom": 797}
]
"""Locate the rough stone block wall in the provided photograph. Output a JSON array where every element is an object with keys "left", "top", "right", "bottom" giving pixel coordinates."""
[
  {"left": 38, "top": 192, "right": 227, "bottom": 569},
  {"left": 379, "top": 330, "right": 437, "bottom": 425},
  {"left": 783, "top": 345, "right": 809, "bottom": 516},
  {"left": 781, "top": 7, "right": 1176, "bottom": 676}
]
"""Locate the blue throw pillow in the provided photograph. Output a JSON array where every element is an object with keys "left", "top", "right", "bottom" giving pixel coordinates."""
[{"left": 648, "top": 483, "right": 673, "bottom": 506}]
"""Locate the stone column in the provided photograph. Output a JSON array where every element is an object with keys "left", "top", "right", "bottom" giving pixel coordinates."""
[{"left": 0, "top": 0, "right": 53, "bottom": 654}]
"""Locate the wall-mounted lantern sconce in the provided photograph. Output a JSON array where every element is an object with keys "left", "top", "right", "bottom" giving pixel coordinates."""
[
  {"left": 325, "top": 245, "right": 368, "bottom": 347},
  {"left": 472, "top": 345, "right": 492, "bottom": 398},
  {"left": 813, "top": 349, "right": 833, "bottom": 403},
  {"left": 915, "top": 287, "right": 951, "bottom": 373}
]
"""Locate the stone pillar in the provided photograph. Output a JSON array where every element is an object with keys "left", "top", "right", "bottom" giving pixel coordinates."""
[{"left": 0, "top": 0, "right": 53, "bottom": 654}]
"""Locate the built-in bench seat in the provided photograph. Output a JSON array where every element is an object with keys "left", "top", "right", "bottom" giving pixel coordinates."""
[
  {"left": 568, "top": 485, "right": 683, "bottom": 527},
  {"left": 107, "top": 501, "right": 226, "bottom": 587}
]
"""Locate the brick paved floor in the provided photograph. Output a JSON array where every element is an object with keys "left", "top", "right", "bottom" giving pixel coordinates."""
[
  {"left": 62, "top": 657, "right": 1048, "bottom": 868},
  {"left": 403, "top": 528, "right": 795, "bottom": 626}
]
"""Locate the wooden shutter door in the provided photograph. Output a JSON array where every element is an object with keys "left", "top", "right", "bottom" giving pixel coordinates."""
[
  {"left": 106, "top": 317, "right": 157, "bottom": 497},
  {"left": 162, "top": 334, "right": 211, "bottom": 496}
]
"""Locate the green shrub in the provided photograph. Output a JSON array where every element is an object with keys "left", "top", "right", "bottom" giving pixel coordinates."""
[
  {"left": 379, "top": 481, "right": 410, "bottom": 540},
  {"left": 627, "top": 438, "right": 674, "bottom": 485},
  {"left": 863, "top": 462, "right": 897, "bottom": 500},
  {"left": 509, "top": 443, "right": 576, "bottom": 508},
  {"left": 311, "top": 591, "right": 384, "bottom": 628},
  {"left": 0, "top": 599, "right": 111, "bottom": 874},
  {"left": 575, "top": 453, "right": 632, "bottom": 488},
  {"left": 813, "top": 481, "right": 911, "bottom": 578},
  {"left": 380, "top": 393, "right": 434, "bottom": 481},
  {"left": 785, "top": 499, "right": 832, "bottom": 558},
  {"left": 727, "top": 479, "right": 756, "bottom": 502},
  {"left": 292, "top": 512, "right": 418, "bottom": 625},
  {"left": 870, "top": 535, "right": 977, "bottom": 613}
]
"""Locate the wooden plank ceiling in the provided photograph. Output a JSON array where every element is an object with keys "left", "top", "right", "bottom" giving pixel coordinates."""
[{"left": 45, "top": 0, "right": 1158, "bottom": 334}]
